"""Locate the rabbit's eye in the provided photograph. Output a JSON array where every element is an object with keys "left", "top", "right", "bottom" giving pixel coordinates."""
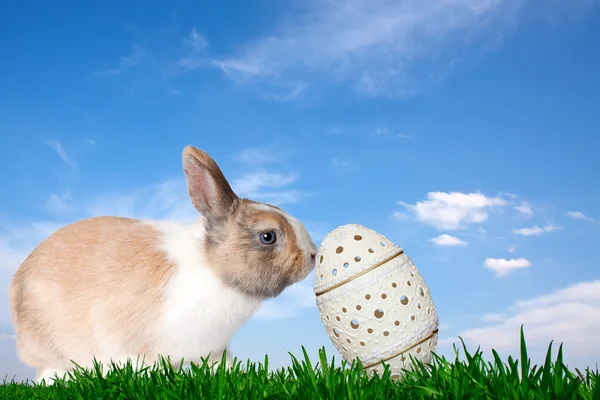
[{"left": 259, "top": 231, "right": 277, "bottom": 245}]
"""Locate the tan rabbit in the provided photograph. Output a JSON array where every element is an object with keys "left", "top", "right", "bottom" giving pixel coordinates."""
[{"left": 9, "top": 145, "right": 317, "bottom": 384}]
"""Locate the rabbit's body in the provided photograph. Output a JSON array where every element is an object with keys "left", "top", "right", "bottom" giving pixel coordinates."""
[{"left": 9, "top": 146, "right": 317, "bottom": 384}]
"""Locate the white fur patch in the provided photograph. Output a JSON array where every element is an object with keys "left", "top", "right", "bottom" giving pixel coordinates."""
[
  {"left": 285, "top": 213, "right": 317, "bottom": 255},
  {"left": 151, "top": 219, "right": 262, "bottom": 365}
]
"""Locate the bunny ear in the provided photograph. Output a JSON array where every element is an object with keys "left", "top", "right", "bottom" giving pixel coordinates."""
[{"left": 182, "top": 146, "right": 238, "bottom": 218}]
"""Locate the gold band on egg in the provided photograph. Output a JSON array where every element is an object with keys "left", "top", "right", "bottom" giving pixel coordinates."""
[
  {"left": 315, "top": 249, "right": 405, "bottom": 297},
  {"left": 362, "top": 328, "right": 439, "bottom": 369}
]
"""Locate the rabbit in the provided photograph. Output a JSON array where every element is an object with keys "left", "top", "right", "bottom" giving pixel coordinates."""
[{"left": 9, "top": 145, "right": 317, "bottom": 384}]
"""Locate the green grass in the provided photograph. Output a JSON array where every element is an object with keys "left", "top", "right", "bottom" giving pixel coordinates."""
[{"left": 1, "top": 326, "right": 598, "bottom": 399}]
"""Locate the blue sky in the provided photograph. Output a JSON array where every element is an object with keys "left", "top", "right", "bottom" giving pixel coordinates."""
[{"left": 1, "top": 0, "right": 600, "bottom": 382}]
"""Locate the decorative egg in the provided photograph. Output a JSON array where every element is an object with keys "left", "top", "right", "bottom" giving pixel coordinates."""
[{"left": 314, "top": 224, "right": 439, "bottom": 378}]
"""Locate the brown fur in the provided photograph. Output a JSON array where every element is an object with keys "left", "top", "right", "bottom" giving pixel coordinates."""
[
  {"left": 9, "top": 145, "right": 316, "bottom": 379},
  {"left": 205, "top": 202, "right": 310, "bottom": 298},
  {"left": 9, "top": 216, "right": 174, "bottom": 373},
  {"left": 183, "top": 145, "right": 237, "bottom": 219}
]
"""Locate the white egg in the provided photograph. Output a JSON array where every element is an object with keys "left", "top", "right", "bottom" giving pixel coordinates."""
[{"left": 314, "top": 224, "right": 439, "bottom": 378}]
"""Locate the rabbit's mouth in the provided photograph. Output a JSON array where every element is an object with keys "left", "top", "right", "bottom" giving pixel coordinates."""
[
  {"left": 300, "top": 244, "right": 317, "bottom": 275},
  {"left": 305, "top": 254, "right": 317, "bottom": 275}
]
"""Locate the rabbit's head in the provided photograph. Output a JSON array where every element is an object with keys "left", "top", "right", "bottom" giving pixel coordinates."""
[{"left": 183, "top": 145, "right": 317, "bottom": 298}]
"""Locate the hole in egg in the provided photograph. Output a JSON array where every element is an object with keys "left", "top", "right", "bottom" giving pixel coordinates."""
[
  {"left": 332, "top": 269, "right": 337, "bottom": 276},
  {"left": 356, "top": 305, "right": 362, "bottom": 310},
  {"left": 410, "top": 272, "right": 414, "bottom": 277},
  {"left": 392, "top": 282, "right": 397, "bottom": 288},
  {"left": 320, "top": 274, "right": 324, "bottom": 280},
  {"left": 368, "top": 248, "right": 374, "bottom": 253},
  {"left": 380, "top": 241, "right": 386, "bottom": 246},
  {"left": 350, "top": 319, "right": 360, "bottom": 329},
  {"left": 354, "top": 235, "right": 363, "bottom": 241},
  {"left": 417, "top": 303, "right": 422, "bottom": 310},
  {"left": 381, "top": 293, "right": 387, "bottom": 299},
  {"left": 367, "top": 328, "right": 373, "bottom": 334},
  {"left": 374, "top": 309, "right": 384, "bottom": 319},
  {"left": 336, "top": 316, "right": 341, "bottom": 321},
  {"left": 400, "top": 295, "right": 409, "bottom": 305},
  {"left": 383, "top": 331, "right": 389, "bottom": 337},
  {"left": 326, "top": 315, "right": 330, "bottom": 320},
  {"left": 342, "top": 307, "right": 347, "bottom": 313},
  {"left": 336, "top": 246, "right": 344, "bottom": 254},
  {"left": 333, "top": 328, "right": 340, "bottom": 337},
  {"left": 410, "top": 314, "right": 416, "bottom": 322},
  {"left": 347, "top": 338, "right": 351, "bottom": 344},
  {"left": 407, "top": 281, "right": 412, "bottom": 287},
  {"left": 416, "top": 346, "right": 422, "bottom": 354},
  {"left": 419, "top": 288, "right": 425, "bottom": 297},
  {"left": 427, "top": 307, "right": 431, "bottom": 314},
  {"left": 343, "top": 262, "right": 349, "bottom": 268},
  {"left": 319, "top": 255, "right": 324, "bottom": 263},
  {"left": 394, "top": 321, "right": 400, "bottom": 326},
  {"left": 360, "top": 341, "right": 366, "bottom": 347},
  {"left": 365, "top": 294, "right": 371, "bottom": 300},
  {"left": 354, "top": 256, "right": 361, "bottom": 262}
]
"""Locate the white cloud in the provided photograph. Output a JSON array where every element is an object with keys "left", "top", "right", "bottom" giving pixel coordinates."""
[
  {"left": 430, "top": 234, "right": 467, "bottom": 246},
  {"left": 177, "top": 28, "right": 209, "bottom": 70},
  {"left": 100, "top": 44, "right": 145, "bottom": 76},
  {"left": 45, "top": 139, "right": 76, "bottom": 168},
  {"left": 231, "top": 171, "right": 303, "bottom": 206},
  {"left": 231, "top": 145, "right": 308, "bottom": 206},
  {"left": 390, "top": 211, "right": 407, "bottom": 221},
  {"left": 205, "top": 0, "right": 594, "bottom": 97},
  {"left": 373, "top": 127, "right": 389, "bottom": 135},
  {"left": 85, "top": 179, "right": 199, "bottom": 223},
  {"left": 233, "top": 142, "right": 293, "bottom": 166},
  {"left": 515, "top": 201, "right": 533, "bottom": 217},
  {"left": 231, "top": 144, "right": 312, "bottom": 205},
  {"left": 440, "top": 280, "right": 600, "bottom": 369},
  {"left": 262, "top": 83, "right": 308, "bottom": 102},
  {"left": 565, "top": 211, "right": 595, "bottom": 222},
  {"left": 209, "top": 0, "right": 525, "bottom": 96},
  {"left": 44, "top": 192, "right": 73, "bottom": 215},
  {"left": 399, "top": 191, "right": 507, "bottom": 230},
  {"left": 512, "top": 224, "right": 559, "bottom": 236},
  {"left": 397, "top": 133, "right": 412, "bottom": 139},
  {"left": 500, "top": 191, "right": 517, "bottom": 200},
  {"left": 508, "top": 244, "right": 519, "bottom": 253},
  {"left": 483, "top": 257, "right": 532, "bottom": 278}
]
